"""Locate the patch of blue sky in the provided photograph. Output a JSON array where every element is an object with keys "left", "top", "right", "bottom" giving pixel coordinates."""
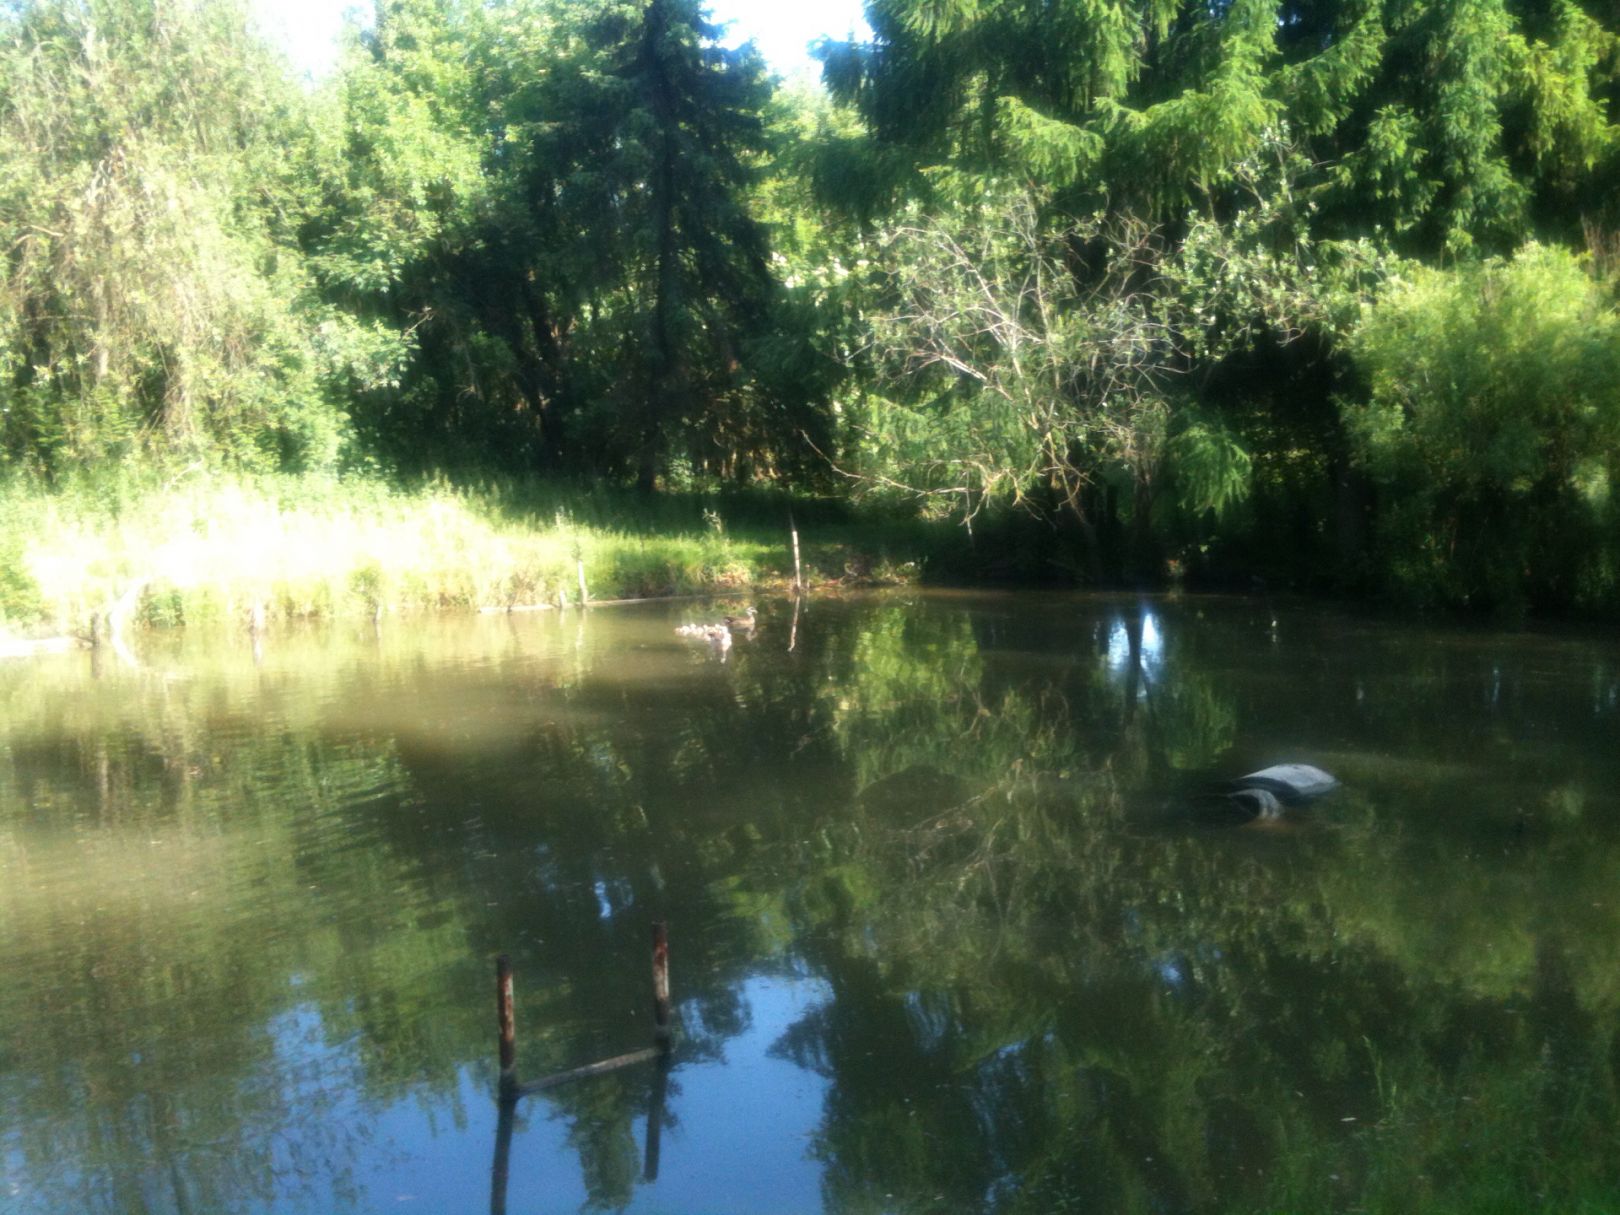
[{"left": 251, "top": 0, "right": 871, "bottom": 83}]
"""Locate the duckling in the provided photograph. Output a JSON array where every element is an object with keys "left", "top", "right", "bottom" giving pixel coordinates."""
[
  {"left": 675, "top": 622, "right": 730, "bottom": 641},
  {"left": 675, "top": 620, "right": 733, "bottom": 658},
  {"left": 709, "top": 625, "right": 732, "bottom": 659},
  {"left": 684, "top": 624, "right": 731, "bottom": 664}
]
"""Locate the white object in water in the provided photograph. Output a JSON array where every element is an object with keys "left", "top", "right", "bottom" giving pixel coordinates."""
[
  {"left": 1234, "top": 763, "right": 1340, "bottom": 801},
  {"left": 675, "top": 621, "right": 732, "bottom": 660}
]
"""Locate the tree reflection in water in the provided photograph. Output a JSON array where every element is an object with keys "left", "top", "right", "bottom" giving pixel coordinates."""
[{"left": 1, "top": 596, "right": 1617, "bottom": 1212}]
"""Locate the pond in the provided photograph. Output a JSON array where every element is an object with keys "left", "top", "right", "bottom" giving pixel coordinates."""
[{"left": 2, "top": 592, "right": 1618, "bottom": 1214}]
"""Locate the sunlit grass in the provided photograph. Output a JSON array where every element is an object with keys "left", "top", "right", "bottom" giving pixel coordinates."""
[{"left": 0, "top": 471, "right": 932, "bottom": 633}]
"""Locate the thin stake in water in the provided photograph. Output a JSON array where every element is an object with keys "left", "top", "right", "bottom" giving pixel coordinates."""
[
  {"left": 652, "top": 921, "right": 671, "bottom": 1048},
  {"left": 495, "top": 954, "right": 516, "bottom": 1102}
]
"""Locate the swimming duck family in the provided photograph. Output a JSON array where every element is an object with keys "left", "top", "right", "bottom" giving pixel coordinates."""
[{"left": 675, "top": 620, "right": 733, "bottom": 658}]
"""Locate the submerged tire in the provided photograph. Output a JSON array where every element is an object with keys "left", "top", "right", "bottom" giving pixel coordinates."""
[
  {"left": 1231, "top": 764, "right": 1339, "bottom": 802},
  {"left": 1228, "top": 786, "right": 1284, "bottom": 820}
]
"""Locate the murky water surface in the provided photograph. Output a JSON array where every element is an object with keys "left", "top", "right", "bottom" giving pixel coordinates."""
[{"left": 2, "top": 592, "right": 1618, "bottom": 1214}]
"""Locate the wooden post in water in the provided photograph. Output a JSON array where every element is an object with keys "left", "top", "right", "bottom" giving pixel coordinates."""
[
  {"left": 496, "top": 954, "right": 517, "bottom": 1101},
  {"left": 788, "top": 512, "right": 803, "bottom": 593},
  {"left": 651, "top": 922, "right": 671, "bottom": 1049},
  {"left": 646, "top": 922, "right": 672, "bottom": 1178}
]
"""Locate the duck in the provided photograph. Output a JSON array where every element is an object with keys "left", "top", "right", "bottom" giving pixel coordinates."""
[{"left": 722, "top": 605, "right": 757, "bottom": 635}]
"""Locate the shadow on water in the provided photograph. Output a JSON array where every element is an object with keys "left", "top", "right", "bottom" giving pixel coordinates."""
[{"left": 2, "top": 593, "right": 1619, "bottom": 1212}]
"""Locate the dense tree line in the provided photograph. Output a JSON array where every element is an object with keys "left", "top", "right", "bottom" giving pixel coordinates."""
[
  {"left": 821, "top": 0, "right": 1620, "bottom": 610},
  {"left": 2, "top": 0, "right": 1619, "bottom": 612}
]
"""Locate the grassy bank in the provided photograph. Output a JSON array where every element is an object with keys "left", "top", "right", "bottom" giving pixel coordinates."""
[{"left": 0, "top": 472, "right": 939, "bottom": 635}]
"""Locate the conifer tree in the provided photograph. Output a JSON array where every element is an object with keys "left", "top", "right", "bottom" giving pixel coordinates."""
[
  {"left": 310, "top": 0, "right": 822, "bottom": 485},
  {"left": 823, "top": 0, "right": 1620, "bottom": 254},
  {"left": 521, "top": 0, "right": 789, "bottom": 487}
]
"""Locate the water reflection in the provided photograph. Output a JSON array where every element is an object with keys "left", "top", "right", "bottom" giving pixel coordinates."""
[
  {"left": 1105, "top": 606, "right": 1163, "bottom": 677},
  {"left": 2, "top": 595, "right": 1618, "bottom": 1213}
]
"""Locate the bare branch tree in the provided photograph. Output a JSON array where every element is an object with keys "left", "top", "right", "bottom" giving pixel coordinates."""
[{"left": 850, "top": 187, "right": 1189, "bottom": 542}]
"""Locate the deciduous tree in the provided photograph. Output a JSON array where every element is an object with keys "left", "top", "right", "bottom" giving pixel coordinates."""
[{"left": 1347, "top": 243, "right": 1620, "bottom": 610}]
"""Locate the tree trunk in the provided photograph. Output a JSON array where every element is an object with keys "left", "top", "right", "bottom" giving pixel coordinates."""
[
  {"left": 642, "top": 0, "right": 680, "bottom": 491},
  {"left": 1334, "top": 456, "right": 1369, "bottom": 589},
  {"left": 1062, "top": 493, "right": 1103, "bottom": 581},
  {"left": 1127, "top": 472, "right": 1159, "bottom": 586}
]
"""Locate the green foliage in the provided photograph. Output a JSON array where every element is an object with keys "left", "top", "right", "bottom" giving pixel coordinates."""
[
  {"left": 1166, "top": 419, "right": 1252, "bottom": 520},
  {"left": 0, "top": 0, "right": 837, "bottom": 489},
  {"left": 0, "top": 0, "right": 357, "bottom": 474},
  {"left": 4, "top": 0, "right": 1620, "bottom": 614},
  {"left": 551, "top": 0, "right": 831, "bottom": 487},
  {"left": 298, "top": 0, "right": 537, "bottom": 470},
  {"left": 854, "top": 187, "right": 1184, "bottom": 525},
  {"left": 304, "top": 0, "right": 835, "bottom": 486},
  {"left": 846, "top": 178, "right": 1367, "bottom": 577},
  {"left": 0, "top": 529, "right": 43, "bottom": 628},
  {"left": 811, "top": 2, "right": 1620, "bottom": 606},
  {"left": 823, "top": 1, "right": 1620, "bottom": 257},
  {"left": 1346, "top": 243, "right": 1620, "bottom": 611}
]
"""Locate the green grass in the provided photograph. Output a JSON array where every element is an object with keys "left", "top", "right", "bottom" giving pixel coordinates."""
[{"left": 0, "top": 469, "right": 942, "bottom": 635}]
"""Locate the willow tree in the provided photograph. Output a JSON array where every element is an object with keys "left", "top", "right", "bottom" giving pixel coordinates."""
[
  {"left": 1348, "top": 244, "right": 1620, "bottom": 612},
  {"left": 0, "top": 0, "right": 357, "bottom": 475}
]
